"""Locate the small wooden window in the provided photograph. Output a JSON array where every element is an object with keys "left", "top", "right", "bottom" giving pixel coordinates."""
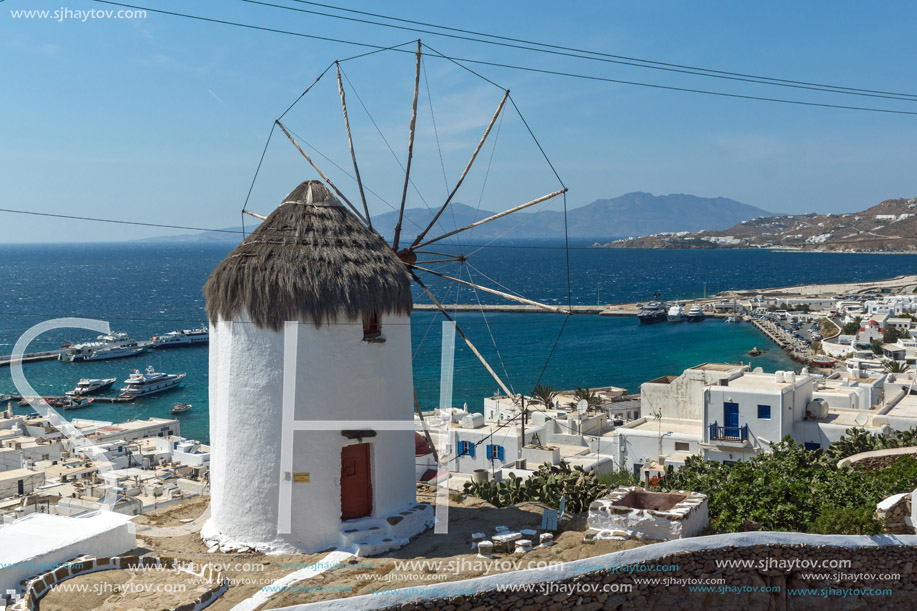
[{"left": 362, "top": 310, "right": 384, "bottom": 342}]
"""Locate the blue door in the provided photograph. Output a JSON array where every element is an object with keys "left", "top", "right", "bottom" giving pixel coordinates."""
[{"left": 724, "top": 402, "right": 739, "bottom": 428}]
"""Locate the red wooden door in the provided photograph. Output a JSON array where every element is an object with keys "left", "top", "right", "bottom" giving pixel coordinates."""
[{"left": 341, "top": 443, "right": 372, "bottom": 520}]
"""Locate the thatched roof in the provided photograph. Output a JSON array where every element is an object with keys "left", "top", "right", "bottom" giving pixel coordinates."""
[{"left": 204, "top": 180, "right": 412, "bottom": 331}]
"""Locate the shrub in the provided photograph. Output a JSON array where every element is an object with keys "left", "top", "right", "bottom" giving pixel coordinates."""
[{"left": 808, "top": 505, "right": 885, "bottom": 535}]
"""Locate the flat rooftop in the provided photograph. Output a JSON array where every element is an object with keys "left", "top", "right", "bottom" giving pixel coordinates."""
[
  {"left": 691, "top": 363, "right": 744, "bottom": 372},
  {"left": 624, "top": 418, "right": 701, "bottom": 436},
  {"left": 885, "top": 394, "right": 917, "bottom": 420}
]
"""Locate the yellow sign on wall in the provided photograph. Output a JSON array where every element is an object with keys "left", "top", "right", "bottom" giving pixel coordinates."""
[{"left": 293, "top": 473, "right": 310, "bottom": 483}]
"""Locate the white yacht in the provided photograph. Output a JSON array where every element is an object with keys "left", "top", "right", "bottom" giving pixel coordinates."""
[
  {"left": 686, "top": 303, "right": 705, "bottom": 322},
  {"left": 60, "top": 333, "right": 147, "bottom": 362},
  {"left": 667, "top": 303, "right": 685, "bottom": 322},
  {"left": 120, "top": 366, "right": 186, "bottom": 398},
  {"left": 150, "top": 327, "right": 209, "bottom": 349},
  {"left": 65, "top": 378, "right": 117, "bottom": 397}
]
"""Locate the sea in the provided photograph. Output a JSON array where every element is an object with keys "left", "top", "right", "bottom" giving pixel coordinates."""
[{"left": 2, "top": 241, "right": 916, "bottom": 444}]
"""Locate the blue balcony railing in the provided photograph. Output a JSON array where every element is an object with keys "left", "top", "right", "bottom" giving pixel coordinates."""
[{"left": 709, "top": 422, "right": 748, "bottom": 442}]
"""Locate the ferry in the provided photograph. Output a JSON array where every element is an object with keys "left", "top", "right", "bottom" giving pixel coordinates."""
[
  {"left": 150, "top": 327, "right": 209, "bottom": 349},
  {"left": 667, "top": 303, "right": 685, "bottom": 322},
  {"left": 65, "top": 378, "right": 117, "bottom": 397},
  {"left": 59, "top": 333, "right": 147, "bottom": 362},
  {"left": 686, "top": 303, "right": 705, "bottom": 322},
  {"left": 637, "top": 292, "right": 667, "bottom": 324},
  {"left": 120, "top": 367, "right": 186, "bottom": 398}
]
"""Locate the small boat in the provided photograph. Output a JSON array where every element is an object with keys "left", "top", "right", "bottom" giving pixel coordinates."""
[
  {"left": 170, "top": 403, "right": 192, "bottom": 414},
  {"left": 725, "top": 316, "right": 740, "bottom": 323},
  {"left": 65, "top": 378, "right": 117, "bottom": 397},
  {"left": 810, "top": 357, "right": 837, "bottom": 368},
  {"left": 120, "top": 366, "right": 186, "bottom": 398},
  {"left": 667, "top": 303, "right": 685, "bottom": 322},
  {"left": 685, "top": 303, "right": 705, "bottom": 322},
  {"left": 54, "top": 397, "right": 94, "bottom": 410}
]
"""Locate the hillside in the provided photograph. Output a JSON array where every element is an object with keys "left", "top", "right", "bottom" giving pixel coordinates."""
[
  {"left": 601, "top": 197, "right": 917, "bottom": 252},
  {"left": 135, "top": 193, "right": 770, "bottom": 243}
]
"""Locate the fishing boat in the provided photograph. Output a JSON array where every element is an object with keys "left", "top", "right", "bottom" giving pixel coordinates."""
[
  {"left": 120, "top": 366, "right": 186, "bottom": 398},
  {"left": 54, "top": 397, "right": 94, "bottom": 409},
  {"left": 170, "top": 403, "right": 192, "bottom": 414},
  {"left": 65, "top": 378, "right": 117, "bottom": 397},
  {"left": 810, "top": 357, "right": 837, "bottom": 368}
]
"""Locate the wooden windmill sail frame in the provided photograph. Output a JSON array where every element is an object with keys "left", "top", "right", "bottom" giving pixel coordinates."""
[{"left": 243, "top": 39, "right": 570, "bottom": 407}]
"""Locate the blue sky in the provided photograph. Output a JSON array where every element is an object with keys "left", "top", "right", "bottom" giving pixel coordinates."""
[{"left": 2, "top": 0, "right": 916, "bottom": 242}]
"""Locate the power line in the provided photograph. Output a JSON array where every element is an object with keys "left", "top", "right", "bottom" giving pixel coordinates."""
[
  {"left": 89, "top": 0, "right": 917, "bottom": 116},
  {"left": 283, "top": 0, "right": 917, "bottom": 101},
  {"left": 247, "top": 0, "right": 917, "bottom": 103},
  {"left": 0, "top": 207, "right": 631, "bottom": 251}
]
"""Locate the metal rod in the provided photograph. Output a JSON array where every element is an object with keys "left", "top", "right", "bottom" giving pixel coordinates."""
[
  {"left": 413, "top": 266, "right": 569, "bottom": 314},
  {"left": 416, "top": 188, "right": 568, "bottom": 249},
  {"left": 274, "top": 120, "right": 367, "bottom": 224},
  {"left": 394, "top": 41, "right": 422, "bottom": 251},
  {"left": 411, "top": 89, "right": 510, "bottom": 248},
  {"left": 413, "top": 273, "right": 514, "bottom": 398},
  {"left": 336, "top": 62, "right": 372, "bottom": 229}
]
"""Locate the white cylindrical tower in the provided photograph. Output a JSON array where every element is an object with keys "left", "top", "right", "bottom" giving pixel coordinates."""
[{"left": 201, "top": 181, "right": 431, "bottom": 554}]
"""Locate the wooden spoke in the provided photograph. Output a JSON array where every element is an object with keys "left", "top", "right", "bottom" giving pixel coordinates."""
[
  {"left": 415, "top": 188, "right": 568, "bottom": 249},
  {"left": 412, "top": 273, "right": 514, "bottom": 399},
  {"left": 336, "top": 62, "right": 372, "bottom": 229},
  {"left": 413, "top": 265, "right": 569, "bottom": 314},
  {"left": 394, "top": 41, "right": 423, "bottom": 251},
  {"left": 410, "top": 89, "right": 510, "bottom": 249},
  {"left": 275, "top": 120, "right": 368, "bottom": 225},
  {"left": 243, "top": 210, "right": 267, "bottom": 221}
]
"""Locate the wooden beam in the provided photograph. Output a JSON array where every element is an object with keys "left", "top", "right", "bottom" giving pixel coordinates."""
[
  {"left": 413, "top": 265, "right": 569, "bottom": 314},
  {"left": 415, "top": 188, "right": 568, "bottom": 249},
  {"left": 274, "top": 120, "right": 367, "bottom": 224},
  {"left": 394, "top": 41, "right": 422, "bottom": 251},
  {"left": 410, "top": 89, "right": 510, "bottom": 249},
  {"left": 336, "top": 62, "right": 372, "bottom": 229},
  {"left": 412, "top": 273, "right": 514, "bottom": 398}
]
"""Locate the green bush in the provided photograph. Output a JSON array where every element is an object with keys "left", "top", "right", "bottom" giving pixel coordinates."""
[
  {"left": 808, "top": 506, "right": 885, "bottom": 535},
  {"left": 661, "top": 435, "right": 917, "bottom": 534}
]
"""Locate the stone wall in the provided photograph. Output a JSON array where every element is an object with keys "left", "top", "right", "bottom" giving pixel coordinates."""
[
  {"left": 7, "top": 555, "right": 228, "bottom": 611},
  {"left": 377, "top": 543, "right": 917, "bottom": 611}
]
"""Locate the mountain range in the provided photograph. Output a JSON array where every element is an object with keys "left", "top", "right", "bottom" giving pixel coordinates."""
[
  {"left": 139, "top": 193, "right": 773, "bottom": 243},
  {"left": 602, "top": 197, "right": 917, "bottom": 252}
]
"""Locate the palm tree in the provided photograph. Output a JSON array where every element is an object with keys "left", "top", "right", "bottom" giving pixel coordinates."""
[
  {"left": 883, "top": 359, "right": 909, "bottom": 373},
  {"left": 573, "top": 386, "right": 602, "bottom": 409},
  {"left": 530, "top": 383, "right": 558, "bottom": 408}
]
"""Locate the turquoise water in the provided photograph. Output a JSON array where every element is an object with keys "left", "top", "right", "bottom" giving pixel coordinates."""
[{"left": 1, "top": 242, "right": 915, "bottom": 443}]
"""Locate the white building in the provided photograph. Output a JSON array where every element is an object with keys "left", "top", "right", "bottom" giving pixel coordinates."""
[{"left": 201, "top": 181, "right": 431, "bottom": 555}]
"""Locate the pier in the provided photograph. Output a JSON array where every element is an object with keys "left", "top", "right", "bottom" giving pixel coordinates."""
[
  {"left": 6, "top": 395, "right": 135, "bottom": 405},
  {"left": 0, "top": 350, "right": 64, "bottom": 367}
]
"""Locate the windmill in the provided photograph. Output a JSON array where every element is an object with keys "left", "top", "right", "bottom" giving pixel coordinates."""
[{"left": 242, "top": 40, "right": 571, "bottom": 405}]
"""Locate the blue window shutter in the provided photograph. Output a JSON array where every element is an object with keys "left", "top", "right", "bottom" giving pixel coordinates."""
[
  {"left": 498, "top": 446, "right": 505, "bottom": 461},
  {"left": 486, "top": 445, "right": 493, "bottom": 460},
  {"left": 469, "top": 443, "right": 476, "bottom": 458}
]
